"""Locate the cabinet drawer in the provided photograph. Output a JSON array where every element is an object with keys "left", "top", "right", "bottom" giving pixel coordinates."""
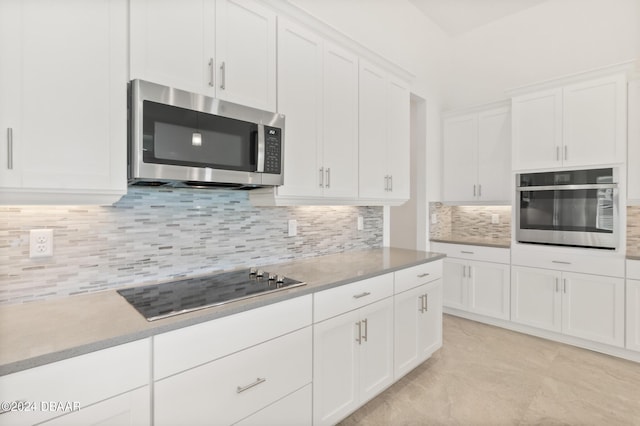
[
  {"left": 431, "top": 242, "right": 509, "bottom": 264},
  {"left": 627, "top": 259, "right": 640, "bottom": 280},
  {"left": 313, "top": 274, "right": 394, "bottom": 323},
  {"left": 154, "top": 327, "right": 312, "bottom": 426},
  {"left": 0, "top": 339, "right": 150, "bottom": 426},
  {"left": 512, "top": 245, "right": 624, "bottom": 277},
  {"left": 154, "top": 295, "right": 312, "bottom": 379},
  {"left": 394, "top": 260, "right": 442, "bottom": 293},
  {"left": 235, "top": 384, "right": 311, "bottom": 426}
]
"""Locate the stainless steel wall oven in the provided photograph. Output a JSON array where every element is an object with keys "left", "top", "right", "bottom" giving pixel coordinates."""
[{"left": 516, "top": 168, "right": 618, "bottom": 250}]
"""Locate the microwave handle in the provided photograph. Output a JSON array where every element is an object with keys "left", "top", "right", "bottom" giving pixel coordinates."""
[{"left": 256, "top": 124, "right": 265, "bottom": 173}]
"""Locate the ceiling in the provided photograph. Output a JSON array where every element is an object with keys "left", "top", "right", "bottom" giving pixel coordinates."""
[{"left": 408, "top": 0, "right": 549, "bottom": 36}]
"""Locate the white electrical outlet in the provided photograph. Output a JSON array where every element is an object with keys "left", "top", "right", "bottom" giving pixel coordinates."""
[
  {"left": 357, "top": 216, "right": 364, "bottom": 231},
  {"left": 431, "top": 213, "right": 438, "bottom": 224},
  {"left": 288, "top": 219, "right": 297, "bottom": 237},
  {"left": 491, "top": 214, "right": 500, "bottom": 225},
  {"left": 30, "top": 229, "right": 53, "bottom": 258}
]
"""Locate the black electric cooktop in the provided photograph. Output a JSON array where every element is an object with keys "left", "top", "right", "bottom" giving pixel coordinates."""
[{"left": 117, "top": 269, "right": 305, "bottom": 321}]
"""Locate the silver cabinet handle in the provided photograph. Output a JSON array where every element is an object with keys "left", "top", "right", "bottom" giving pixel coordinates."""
[
  {"left": 468, "top": 266, "right": 472, "bottom": 278},
  {"left": 552, "top": 260, "right": 571, "bottom": 265},
  {"left": 319, "top": 167, "right": 324, "bottom": 188},
  {"left": 220, "top": 61, "right": 226, "bottom": 90},
  {"left": 556, "top": 146, "right": 560, "bottom": 161},
  {"left": 362, "top": 318, "right": 368, "bottom": 342},
  {"left": 7, "top": 128, "right": 13, "bottom": 170},
  {"left": 208, "top": 58, "right": 214, "bottom": 87},
  {"left": 462, "top": 265, "right": 466, "bottom": 278},
  {"left": 555, "top": 278, "right": 559, "bottom": 292},
  {"left": 389, "top": 175, "right": 393, "bottom": 192},
  {"left": 236, "top": 377, "right": 266, "bottom": 394},
  {"left": 564, "top": 145, "right": 568, "bottom": 161},
  {"left": 473, "top": 184, "right": 476, "bottom": 197},
  {"left": 355, "top": 321, "right": 362, "bottom": 344},
  {"left": 424, "top": 294, "right": 428, "bottom": 312},
  {"left": 419, "top": 295, "right": 424, "bottom": 313},
  {"left": 326, "top": 168, "right": 330, "bottom": 188},
  {"left": 417, "top": 273, "right": 430, "bottom": 278},
  {"left": 478, "top": 184, "right": 482, "bottom": 197},
  {"left": 384, "top": 175, "right": 389, "bottom": 191},
  {"left": 461, "top": 251, "right": 474, "bottom": 255},
  {"left": 353, "top": 291, "right": 371, "bottom": 299},
  {"left": 563, "top": 278, "right": 567, "bottom": 294}
]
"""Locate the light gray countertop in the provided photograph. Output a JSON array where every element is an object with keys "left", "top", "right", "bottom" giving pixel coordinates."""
[
  {"left": 628, "top": 255, "right": 640, "bottom": 261},
  {"left": 430, "top": 236, "right": 511, "bottom": 249},
  {"left": 0, "top": 248, "right": 445, "bottom": 376}
]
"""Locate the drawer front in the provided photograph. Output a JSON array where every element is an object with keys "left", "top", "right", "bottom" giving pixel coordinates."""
[
  {"left": 512, "top": 245, "right": 624, "bottom": 277},
  {"left": 313, "top": 273, "right": 394, "bottom": 323},
  {"left": 431, "top": 242, "right": 510, "bottom": 264},
  {"left": 394, "top": 260, "right": 442, "bottom": 294},
  {"left": 627, "top": 259, "right": 640, "bottom": 280},
  {"left": 235, "top": 384, "right": 312, "bottom": 426},
  {"left": 154, "top": 295, "right": 312, "bottom": 379},
  {"left": 0, "top": 339, "right": 150, "bottom": 426},
  {"left": 155, "top": 327, "right": 312, "bottom": 426}
]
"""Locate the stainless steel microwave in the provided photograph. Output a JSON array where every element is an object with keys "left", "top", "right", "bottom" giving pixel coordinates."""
[
  {"left": 128, "top": 79, "right": 285, "bottom": 189},
  {"left": 516, "top": 168, "right": 619, "bottom": 250}
]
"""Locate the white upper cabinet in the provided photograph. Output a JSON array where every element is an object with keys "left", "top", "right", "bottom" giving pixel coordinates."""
[
  {"left": 274, "top": 19, "right": 323, "bottom": 198},
  {"left": 0, "top": 0, "right": 127, "bottom": 205},
  {"left": 130, "top": 0, "right": 276, "bottom": 111},
  {"left": 512, "top": 73, "right": 627, "bottom": 171},
  {"left": 443, "top": 105, "right": 510, "bottom": 203},
  {"left": 215, "top": 0, "right": 277, "bottom": 111},
  {"left": 627, "top": 79, "right": 640, "bottom": 203},
  {"left": 130, "top": 0, "right": 215, "bottom": 96},
  {"left": 359, "top": 61, "right": 410, "bottom": 205}
]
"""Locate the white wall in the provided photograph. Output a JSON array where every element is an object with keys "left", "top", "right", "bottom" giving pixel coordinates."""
[{"left": 444, "top": 0, "right": 640, "bottom": 110}]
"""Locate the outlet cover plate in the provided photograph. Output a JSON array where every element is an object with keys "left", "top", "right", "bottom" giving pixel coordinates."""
[{"left": 30, "top": 229, "right": 53, "bottom": 258}]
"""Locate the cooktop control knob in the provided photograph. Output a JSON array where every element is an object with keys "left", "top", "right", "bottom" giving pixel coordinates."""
[
  {"left": 249, "top": 267, "right": 257, "bottom": 275},
  {"left": 256, "top": 270, "right": 264, "bottom": 278},
  {"left": 276, "top": 275, "right": 285, "bottom": 284},
  {"left": 268, "top": 273, "right": 277, "bottom": 281}
]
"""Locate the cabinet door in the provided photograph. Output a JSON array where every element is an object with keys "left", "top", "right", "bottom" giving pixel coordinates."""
[
  {"left": 468, "top": 261, "right": 510, "bottom": 320},
  {"left": 394, "top": 285, "right": 424, "bottom": 378},
  {"left": 511, "top": 266, "right": 561, "bottom": 332},
  {"left": 313, "top": 309, "right": 360, "bottom": 426},
  {"left": 13, "top": 0, "right": 127, "bottom": 196},
  {"left": 359, "top": 61, "right": 388, "bottom": 199},
  {"left": 358, "top": 298, "right": 394, "bottom": 404},
  {"left": 130, "top": 0, "right": 214, "bottom": 96},
  {"left": 626, "top": 279, "right": 640, "bottom": 352},
  {"left": 442, "top": 259, "right": 467, "bottom": 310},
  {"left": 215, "top": 0, "right": 276, "bottom": 111},
  {"left": 442, "top": 114, "right": 477, "bottom": 202},
  {"left": 322, "top": 42, "right": 359, "bottom": 199},
  {"left": 477, "top": 107, "right": 511, "bottom": 202},
  {"left": 276, "top": 19, "right": 323, "bottom": 198},
  {"left": 562, "top": 74, "right": 626, "bottom": 167},
  {"left": 562, "top": 272, "right": 624, "bottom": 347},
  {"left": 512, "top": 89, "right": 562, "bottom": 170},
  {"left": 419, "top": 279, "right": 443, "bottom": 360},
  {"left": 0, "top": 0, "right": 21, "bottom": 188},
  {"left": 628, "top": 80, "right": 640, "bottom": 201},
  {"left": 39, "top": 387, "right": 150, "bottom": 426},
  {"left": 387, "top": 76, "right": 411, "bottom": 201}
]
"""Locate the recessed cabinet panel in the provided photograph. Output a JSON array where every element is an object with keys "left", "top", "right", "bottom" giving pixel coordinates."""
[
  {"left": 443, "top": 114, "right": 476, "bottom": 202},
  {"left": 626, "top": 278, "right": 640, "bottom": 352},
  {"left": 387, "top": 77, "right": 411, "bottom": 201},
  {"left": 468, "top": 261, "right": 510, "bottom": 320},
  {"left": 443, "top": 259, "right": 467, "bottom": 310},
  {"left": 628, "top": 80, "right": 640, "bottom": 202},
  {"left": 512, "top": 89, "right": 562, "bottom": 170},
  {"left": 477, "top": 107, "right": 510, "bottom": 202},
  {"left": 511, "top": 266, "right": 561, "bottom": 332}
]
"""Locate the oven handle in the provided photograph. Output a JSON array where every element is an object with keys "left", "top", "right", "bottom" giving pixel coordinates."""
[{"left": 517, "top": 184, "right": 618, "bottom": 191}]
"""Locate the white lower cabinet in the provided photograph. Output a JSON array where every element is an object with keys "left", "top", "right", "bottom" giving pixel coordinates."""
[
  {"left": 234, "top": 384, "right": 312, "bottom": 426},
  {"left": 39, "top": 387, "right": 150, "bottom": 426},
  {"left": 155, "top": 327, "right": 312, "bottom": 426},
  {"left": 511, "top": 266, "right": 625, "bottom": 347},
  {"left": 0, "top": 340, "right": 150, "bottom": 426},
  {"left": 312, "top": 297, "right": 394, "bottom": 426},
  {"left": 394, "top": 279, "right": 442, "bottom": 379},
  {"left": 625, "top": 259, "right": 640, "bottom": 352}
]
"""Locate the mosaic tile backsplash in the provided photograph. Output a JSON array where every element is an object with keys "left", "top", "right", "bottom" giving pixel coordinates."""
[
  {"left": 627, "top": 206, "right": 640, "bottom": 257},
  {"left": 0, "top": 188, "right": 382, "bottom": 305},
  {"left": 429, "top": 202, "right": 511, "bottom": 242}
]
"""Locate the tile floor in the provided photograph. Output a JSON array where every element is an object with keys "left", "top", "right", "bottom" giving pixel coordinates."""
[{"left": 340, "top": 314, "right": 640, "bottom": 425}]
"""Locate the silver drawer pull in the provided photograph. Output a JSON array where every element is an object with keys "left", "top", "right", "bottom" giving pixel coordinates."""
[
  {"left": 7, "top": 128, "right": 13, "bottom": 170},
  {"left": 417, "top": 273, "right": 430, "bottom": 278},
  {"left": 236, "top": 377, "right": 266, "bottom": 394},
  {"left": 353, "top": 291, "right": 371, "bottom": 299},
  {"left": 461, "top": 251, "right": 474, "bottom": 254},
  {"left": 552, "top": 260, "right": 571, "bottom": 265}
]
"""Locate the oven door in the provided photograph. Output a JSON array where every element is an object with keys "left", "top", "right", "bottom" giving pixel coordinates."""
[{"left": 516, "top": 184, "right": 618, "bottom": 249}]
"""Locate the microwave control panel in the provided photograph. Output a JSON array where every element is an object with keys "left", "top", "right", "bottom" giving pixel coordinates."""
[{"left": 264, "top": 126, "right": 282, "bottom": 174}]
